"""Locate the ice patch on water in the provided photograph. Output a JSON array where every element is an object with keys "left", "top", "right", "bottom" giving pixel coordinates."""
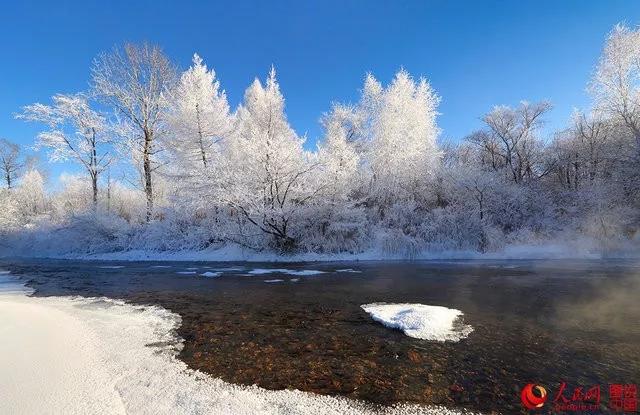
[
  {"left": 290, "top": 278, "right": 300, "bottom": 282},
  {"left": 249, "top": 268, "right": 325, "bottom": 276},
  {"left": 176, "top": 271, "right": 197, "bottom": 275},
  {"left": 200, "top": 272, "right": 221, "bottom": 278},
  {"left": 98, "top": 266, "right": 125, "bottom": 269},
  {"left": 150, "top": 265, "right": 172, "bottom": 268},
  {"left": 336, "top": 268, "right": 362, "bottom": 273},
  {"left": 361, "top": 303, "right": 474, "bottom": 342},
  {"left": 264, "top": 279, "right": 284, "bottom": 283}
]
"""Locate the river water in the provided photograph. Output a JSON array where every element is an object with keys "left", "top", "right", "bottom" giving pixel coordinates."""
[{"left": 1, "top": 258, "right": 638, "bottom": 414}]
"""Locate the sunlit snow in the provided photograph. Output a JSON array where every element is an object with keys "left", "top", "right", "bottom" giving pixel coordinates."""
[{"left": 361, "top": 303, "right": 474, "bottom": 342}]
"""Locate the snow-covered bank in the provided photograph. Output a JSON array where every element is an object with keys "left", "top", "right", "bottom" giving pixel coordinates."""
[
  {"left": 0, "top": 272, "right": 478, "bottom": 415},
  {"left": 361, "top": 303, "right": 474, "bottom": 342},
  {"left": 34, "top": 237, "right": 639, "bottom": 263}
]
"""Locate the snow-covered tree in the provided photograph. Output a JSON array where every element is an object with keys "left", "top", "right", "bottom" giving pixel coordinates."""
[
  {"left": 318, "top": 104, "right": 361, "bottom": 201},
  {"left": 590, "top": 24, "right": 640, "bottom": 152},
  {"left": 0, "top": 138, "right": 24, "bottom": 189},
  {"left": 18, "top": 94, "right": 109, "bottom": 207},
  {"left": 336, "top": 70, "right": 441, "bottom": 208},
  {"left": 166, "top": 53, "right": 231, "bottom": 170},
  {"left": 221, "top": 68, "right": 316, "bottom": 251},
  {"left": 467, "top": 101, "right": 552, "bottom": 184},
  {"left": 368, "top": 70, "right": 441, "bottom": 202},
  {"left": 92, "top": 43, "right": 178, "bottom": 221},
  {"left": 17, "top": 169, "right": 47, "bottom": 216}
]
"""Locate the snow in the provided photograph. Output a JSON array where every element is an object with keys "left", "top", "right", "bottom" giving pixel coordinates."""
[
  {"left": 200, "top": 271, "right": 221, "bottom": 277},
  {"left": 248, "top": 268, "right": 325, "bottom": 276},
  {"left": 263, "top": 279, "right": 284, "bottom": 283},
  {"left": 0, "top": 271, "right": 476, "bottom": 415},
  {"left": 361, "top": 303, "right": 474, "bottom": 342}
]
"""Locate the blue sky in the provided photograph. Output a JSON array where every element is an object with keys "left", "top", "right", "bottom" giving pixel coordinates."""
[{"left": 1, "top": 0, "right": 639, "bottom": 182}]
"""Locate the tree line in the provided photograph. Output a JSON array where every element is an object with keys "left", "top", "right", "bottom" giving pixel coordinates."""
[{"left": 1, "top": 24, "right": 638, "bottom": 256}]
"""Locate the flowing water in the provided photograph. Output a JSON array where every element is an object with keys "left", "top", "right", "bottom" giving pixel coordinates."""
[{"left": 1, "top": 258, "right": 638, "bottom": 414}]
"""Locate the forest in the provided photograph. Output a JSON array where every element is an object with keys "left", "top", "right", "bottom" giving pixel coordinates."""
[{"left": 1, "top": 24, "right": 639, "bottom": 258}]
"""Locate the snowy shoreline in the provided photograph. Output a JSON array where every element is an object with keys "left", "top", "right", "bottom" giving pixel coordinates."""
[
  {"left": 0, "top": 271, "right": 480, "bottom": 415},
  {"left": 26, "top": 240, "right": 640, "bottom": 263}
]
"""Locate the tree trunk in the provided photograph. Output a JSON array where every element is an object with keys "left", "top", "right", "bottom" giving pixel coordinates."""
[
  {"left": 143, "top": 130, "right": 154, "bottom": 222},
  {"left": 91, "top": 174, "right": 98, "bottom": 209}
]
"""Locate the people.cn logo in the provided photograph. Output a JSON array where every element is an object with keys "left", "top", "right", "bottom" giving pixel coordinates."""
[{"left": 521, "top": 384, "right": 548, "bottom": 409}]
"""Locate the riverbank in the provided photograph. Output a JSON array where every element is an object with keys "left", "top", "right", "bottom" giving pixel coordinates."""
[{"left": 22, "top": 238, "right": 640, "bottom": 263}]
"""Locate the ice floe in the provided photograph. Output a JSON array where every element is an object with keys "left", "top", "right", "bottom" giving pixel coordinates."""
[
  {"left": 335, "top": 268, "right": 362, "bottom": 273},
  {"left": 361, "top": 303, "right": 473, "bottom": 342},
  {"left": 263, "top": 279, "right": 285, "bottom": 283},
  {"left": 176, "top": 271, "right": 197, "bottom": 275},
  {"left": 200, "top": 271, "right": 221, "bottom": 278},
  {"left": 98, "top": 265, "right": 125, "bottom": 269}
]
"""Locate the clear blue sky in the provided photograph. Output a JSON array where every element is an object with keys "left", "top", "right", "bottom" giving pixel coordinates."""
[{"left": 1, "top": 0, "right": 639, "bottom": 182}]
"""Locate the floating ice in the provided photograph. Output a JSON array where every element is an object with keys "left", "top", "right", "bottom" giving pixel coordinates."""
[
  {"left": 248, "top": 268, "right": 325, "bottom": 276},
  {"left": 176, "top": 271, "right": 197, "bottom": 275},
  {"left": 263, "top": 279, "right": 284, "bottom": 283},
  {"left": 290, "top": 278, "right": 300, "bottom": 282},
  {"left": 361, "top": 303, "right": 473, "bottom": 342},
  {"left": 200, "top": 272, "right": 221, "bottom": 278},
  {"left": 98, "top": 266, "right": 125, "bottom": 269},
  {"left": 335, "top": 268, "right": 362, "bottom": 273},
  {"left": 150, "top": 265, "right": 172, "bottom": 268}
]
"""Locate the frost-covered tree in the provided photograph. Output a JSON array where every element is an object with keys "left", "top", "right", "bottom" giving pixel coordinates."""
[
  {"left": 221, "top": 68, "right": 316, "bottom": 251},
  {"left": 341, "top": 70, "right": 441, "bottom": 207},
  {"left": 590, "top": 24, "right": 640, "bottom": 152},
  {"left": 92, "top": 43, "right": 177, "bottom": 221},
  {"left": 467, "top": 101, "right": 552, "bottom": 184},
  {"left": 551, "top": 111, "right": 613, "bottom": 190},
  {"left": 368, "top": 70, "right": 441, "bottom": 201},
  {"left": 0, "top": 138, "right": 24, "bottom": 189},
  {"left": 318, "top": 104, "right": 361, "bottom": 201},
  {"left": 167, "top": 53, "right": 231, "bottom": 170},
  {"left": 18, "top": 94, "right": 109, "bottom": 207},
  {"left": 17, "top": 169, "right": 47, "bottom": 216}
]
